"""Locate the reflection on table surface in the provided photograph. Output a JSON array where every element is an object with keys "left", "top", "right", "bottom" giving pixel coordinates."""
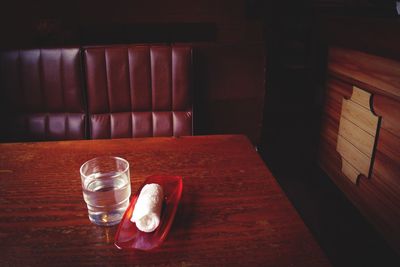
[{"left": 0, "top": 135, "right": 330, "bottom": 266}]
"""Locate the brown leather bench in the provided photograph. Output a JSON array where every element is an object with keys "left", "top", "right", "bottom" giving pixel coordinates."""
[
  {"left": 84, "top": 45, "right": 193, "bottom": 139},
  {"left": 0, "top": 44, "right": 193, "bottom": 142},
  {"left": 0, "top": 47, "right": 86, "bottom": 141}
]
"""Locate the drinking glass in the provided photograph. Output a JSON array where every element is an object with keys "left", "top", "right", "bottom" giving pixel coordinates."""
[{"left": 80, "top": 156, "right": 131, "bottom": 226}]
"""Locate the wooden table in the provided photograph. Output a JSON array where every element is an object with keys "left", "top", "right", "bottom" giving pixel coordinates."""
[{"left": 0, "top": 135, "right": 330, "bottom": 266}]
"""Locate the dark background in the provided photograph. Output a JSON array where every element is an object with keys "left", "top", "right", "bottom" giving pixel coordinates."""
[{"left": 1, "top": 0, "right": 399, "bottom": 266}]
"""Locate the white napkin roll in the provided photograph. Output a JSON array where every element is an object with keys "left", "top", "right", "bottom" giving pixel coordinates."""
[{"left": 131, "top": 183, "right": 164, "bottom": 233}]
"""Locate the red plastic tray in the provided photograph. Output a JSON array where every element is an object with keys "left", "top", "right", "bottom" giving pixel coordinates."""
[{"left": 114, "top": 175, "right": 183, "bottom": 250}]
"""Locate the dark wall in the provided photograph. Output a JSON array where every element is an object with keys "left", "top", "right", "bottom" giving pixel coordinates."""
[
  {"left": 194, "top": 43, "right": 265, "bottom": 143},
  {"left": 0, "top": 0, "right": 266, "bottom": 46},
  {"left": 0, "top": 0, "right": 266, "bottom": 145},
  {"left": 258, "top": 2, "right": 400, "bottom": 266},
  {"left": 316, "top": 16, "right": 400, "bottom": 60},
  {"left": 260, "top": 0, "right": 400, "bottom": 163}
]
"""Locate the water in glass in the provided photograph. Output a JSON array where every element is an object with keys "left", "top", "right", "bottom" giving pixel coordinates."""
[{"left": 83, "top": 171, "right": 131, "bottom": 226}]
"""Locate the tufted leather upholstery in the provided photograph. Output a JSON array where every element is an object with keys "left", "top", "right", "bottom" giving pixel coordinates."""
[
  {"left": 0, "top": 48, "right": 86, "bottom": 141},
  {"left": 84, "top": 45, "right": 193, "bottom": 139}
]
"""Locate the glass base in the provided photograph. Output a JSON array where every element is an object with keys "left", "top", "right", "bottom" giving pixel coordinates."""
[{"left": 88, "top": 200, "right": 130, "bottom": 226}]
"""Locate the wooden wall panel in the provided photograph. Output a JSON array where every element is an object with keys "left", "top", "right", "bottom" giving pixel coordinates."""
[
  {"left": 374, "top": 95, "right": 400, "bottom": 136},
  {"left": 336, "top": 86, "right": 380, "bottom": 183},
  {"left": 338, "top": 117, "right": 375, "bottom": 156},
  {"left": 318, "top": 47, "right": 400, "bottom": 255},
  {"left": 328, "top": 47, "right": 400, "bottom": 100}
]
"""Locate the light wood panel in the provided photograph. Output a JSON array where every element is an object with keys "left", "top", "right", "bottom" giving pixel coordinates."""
[
  {"left": 341, "top": 159, "right": 361, "bottom": 184},
  {"left": 351, "top": 87, "right": 371, "bottom": 109},
  {"left": 338, "top": 117, "right": 375, "bottom": 156},
  {"left": 336, "top": 86, "right": 380, "bottom": 183},
  {"left": 340, "top": 93, "right": 379, "bottom": 136},
  {"left": 337, "top": 135, "right": 371, "bottom": 179},
  {"left": 319, "top": 47, "right": 400, "bottom": 255}
]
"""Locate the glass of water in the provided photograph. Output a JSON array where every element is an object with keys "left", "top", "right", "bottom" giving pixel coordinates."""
[{"left": 80, "top": 156, "right": 131, "bottom": 226}]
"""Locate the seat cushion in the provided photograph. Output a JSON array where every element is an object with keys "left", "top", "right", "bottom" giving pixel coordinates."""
[
  {"left": 83, "top": 45, "right": 193, "bottom": 139},
  {"left": 0, "top": 47, "right": 86, "bottom": 141}
]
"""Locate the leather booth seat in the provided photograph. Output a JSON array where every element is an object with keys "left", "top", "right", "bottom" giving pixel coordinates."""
[
  {"left": 0, "top": 47, "right": 86, "bottom": 141},
  {"left": 84, "top": 45, "right": 193, "bottom": 139},
  {"left": 0, "top": 45, "right": 193, "bottom": 142}
]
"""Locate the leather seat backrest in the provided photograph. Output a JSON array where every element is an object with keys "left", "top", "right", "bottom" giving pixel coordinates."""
[
  {"left": 0, "top": 48, "right": 86, "bottom": 141},
  {"left": 83, "top": 45, "right": 193, "bottom": 139}
]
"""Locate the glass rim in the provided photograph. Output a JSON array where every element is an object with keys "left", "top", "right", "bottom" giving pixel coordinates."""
[{"left": 80, "top": 156, "right": 130, "bottom": 179}]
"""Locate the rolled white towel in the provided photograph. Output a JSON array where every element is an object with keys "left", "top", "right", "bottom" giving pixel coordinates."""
[{"left": 131, "top": 183, "right": 164, "bottom": 232}]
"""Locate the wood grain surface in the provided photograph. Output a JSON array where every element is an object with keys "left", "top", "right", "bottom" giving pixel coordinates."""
[
  {"left": 319, "top": 46, "right": 400, "bottom": 255},
  {"left": 0, "top": 135, "right": 330, "bottom": 266},
  {"left": 336, "top": 86, "right": 380, "bottom": 183},
  {"left": 338, "top": 116, "right": 375, "bottom": 156},
  {"left": 328, "top": 47, "right": 400, "bottom": 100}
]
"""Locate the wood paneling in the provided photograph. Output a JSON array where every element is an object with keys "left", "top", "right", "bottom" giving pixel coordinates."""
[
  {"left": 319, "top": 47, "right": 400, "bottom": 254},
  {"left": 337, "top": 135, "right": 371, "bottom": 179},
  {"left": 336, "top": 86, "right": 380, "bottom": 183},
  {"left": 374, "top": 94, "right": 400, "bottom": 137},
  {"left": 350, "top": 86, "right": 371, "bottom": 109},
  {"left": 340, "top": 158, "right": 360, "bottom": 184},
  {"left": 316, "top": 16, "right": 400, "bottom": 62},
  {"left": 340, "top": 96, "right": 379, "bottom": 136},
  {"left": 338, "top": 117, "right": 375, "bottom": 156},
  {"left": 328, "top": 47, "right": 400, "bottom": 100}
]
